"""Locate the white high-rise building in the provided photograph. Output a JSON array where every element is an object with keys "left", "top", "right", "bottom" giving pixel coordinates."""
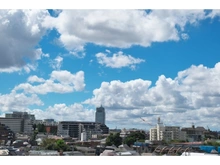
[{"left": 95, "top": 105, "right": 105, "bottom": 125}]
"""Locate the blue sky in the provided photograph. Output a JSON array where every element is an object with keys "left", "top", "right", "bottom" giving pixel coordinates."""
[{"left": 1, "top": 9, "right": 220, "bottom": 131}]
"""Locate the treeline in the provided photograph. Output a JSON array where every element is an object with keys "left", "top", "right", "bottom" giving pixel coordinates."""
[
  {"left": 105, "top": 131, "right": 146, "bottom": 147},
  {"left": 40, "top": 139, "right": 72, "bottom": 152}
]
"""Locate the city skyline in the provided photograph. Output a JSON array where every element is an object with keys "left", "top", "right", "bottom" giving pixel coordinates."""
[{"left": 1, "top": 9, "right": 220, "bottom": 131}]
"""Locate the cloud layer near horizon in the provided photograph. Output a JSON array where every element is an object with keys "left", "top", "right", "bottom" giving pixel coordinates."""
[{"left": 1, "top": 62, "right": 220, "bottom": 129}]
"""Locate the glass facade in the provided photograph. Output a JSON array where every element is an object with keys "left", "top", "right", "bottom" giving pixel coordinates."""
[{"left": 95, "top": 106, "right": 105, "bottom": 125}]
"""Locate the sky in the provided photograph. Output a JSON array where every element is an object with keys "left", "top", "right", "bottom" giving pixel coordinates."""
[{"left": 1, "top": 8, "right": 220, "bottom": 131}]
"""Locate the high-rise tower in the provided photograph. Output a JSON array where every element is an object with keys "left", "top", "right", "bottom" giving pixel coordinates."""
[{"left": 95, "top": 105, "right": 105, "bottom": 125}]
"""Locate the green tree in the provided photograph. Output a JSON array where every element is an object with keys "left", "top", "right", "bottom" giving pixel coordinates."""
[
  {"left": 123, "top": 131, "right": 146, "bottom": 147},
  {"left": 41, "top": 138, "right": 57, "bottom": 150},
  {"left": 54, "top": 139, "right": 71, "bottom": 151},
  {"left": 30, "top": 130, "right": 38, "bottom": 146},
  {"left": 123, "top": 136, "right": 136, "bottom": 147},
  {"left": 37, "top": 124, "right": 46, "bottom": 132},
  {"left": 41, "top": 138, "right": 71, "bottom": 151},
  {"left": 105, "top": 133, "right": 122, "bottom": 147}
]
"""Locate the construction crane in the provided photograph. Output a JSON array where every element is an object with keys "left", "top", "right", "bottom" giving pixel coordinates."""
[{"left": 140, "top": 117, "right": 153, "bottom": 126}]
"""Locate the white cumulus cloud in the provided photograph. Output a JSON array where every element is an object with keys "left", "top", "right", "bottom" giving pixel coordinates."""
[
  {"left": 84, "top": 62, "right": 220, "bottom": 129},
  {"left": 27, "top": 75, "right": 45, "bottom": 83},
  {"left": 96, "top": 51, "right": 145, "bottom": 69},
  {"left": 27, "top": 103, "right": 95, "bottom": 121},
  {"left": 14, "top": 70, "right": 85, "bottom": 94},
  {"left": 0, "top": 91, "right": 43, "bottom": 112},
  {"left": 42, "top": 9, "right": 217, "bottom": 56}
]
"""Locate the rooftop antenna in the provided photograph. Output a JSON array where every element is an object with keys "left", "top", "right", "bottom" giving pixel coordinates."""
[{"left": 158, "top": 117, "right": 161, "bottom": 124}]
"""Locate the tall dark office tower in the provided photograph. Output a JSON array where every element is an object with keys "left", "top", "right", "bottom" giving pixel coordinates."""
[{"left": 95, "top": 105, "right": 105, "bottom": 125}]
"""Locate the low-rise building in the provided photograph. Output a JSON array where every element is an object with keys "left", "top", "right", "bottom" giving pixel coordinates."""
[
  {"left": 181, "top": 124, "right": 206, "bottom": 141},
  {"left": 0, "top": 111, "right": 35, "bottom": 135},
  {"left": 0, "top": 118, "right": 23, "bottom": 134},
  {"left": 57, "top": 121, "right": 109, "bottom": 140}
]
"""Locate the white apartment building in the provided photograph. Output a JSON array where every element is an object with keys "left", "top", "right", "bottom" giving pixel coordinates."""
[
  {"left": 149, "top": 117, "right": 186, "bottom": 141},
  {"left": 149, "top": 128, "right": 157, "bottom": 141}
]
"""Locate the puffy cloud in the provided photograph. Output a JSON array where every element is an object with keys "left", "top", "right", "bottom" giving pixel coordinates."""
[
  {"left": 0, "top": 10, "right": 50, "bottom": 72},
  {"left": 0, "top": 9, "right": 219, "bottom": 71},
  {"left": 96, "top": 51, "right": 145, "bottom": 69},
  {"left": 0, "top": 91, "right": 43, "bottom": 112},
  {"left": 27, "top": 103, "right": 95, "bottom": 121},
  {"left": 2, "top": 62, "right": 220, "bottom": 129},
  {"left": 84, "top": 62, "right": 220, "bottom": 129},
  {"left": 27, "top": 75, "right": 45, "bottom": 83},
  {"left": 177, "top": 63, "right": 220, "bottom": 96},
  {"left": 50, "top": 56, "right": 63, "bottom": 70},
  {"left": 84, "top": 79, "right": 152, "bottom": 108},
  {"left": 50, "top": 70, "right": 85, "bottom": 91},
  {"left": 14, "top": 70, "right": 85, "bottom": 94},
  {"left": 42, "top": 9, "right": 213, "bottom": 55},
  {"left": 0, "top": 102, "right": 95, "bottom": 122}
]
